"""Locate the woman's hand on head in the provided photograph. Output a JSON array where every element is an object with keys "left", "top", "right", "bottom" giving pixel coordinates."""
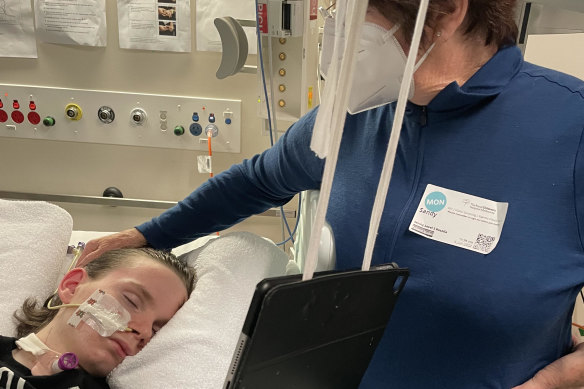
[{"left": 76, "top": 228, "right": 148, "bottom": 267}]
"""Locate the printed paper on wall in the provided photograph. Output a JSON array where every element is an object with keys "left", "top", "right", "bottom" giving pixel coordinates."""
[{"left": 118, "top": 0, "right": 191, "bottom": 52}]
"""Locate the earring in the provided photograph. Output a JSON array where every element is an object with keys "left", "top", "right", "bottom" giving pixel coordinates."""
[{"left": 436, "top": 31, "right": 442, "bottom": 37}]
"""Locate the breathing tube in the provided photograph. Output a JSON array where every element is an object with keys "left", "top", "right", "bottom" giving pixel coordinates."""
[{"left": 16, "top": 333, "right": 79, "bottom": 375}]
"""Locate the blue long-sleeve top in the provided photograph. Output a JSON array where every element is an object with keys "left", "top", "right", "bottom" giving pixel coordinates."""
[{"left": 138, "top": 46, "right": 584, "bottom": 388}]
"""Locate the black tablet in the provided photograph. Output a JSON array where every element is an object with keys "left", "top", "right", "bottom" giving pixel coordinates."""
[{"left": 223, "top": 263, "right": 409, "bottom": 389}]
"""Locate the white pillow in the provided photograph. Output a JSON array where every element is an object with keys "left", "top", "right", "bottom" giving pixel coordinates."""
[
  {"left": 0, "top": 200, "right": 73, "bottom": 336},
  {"left": 108, "top": 231, "right": 289, "bottom": 388}
]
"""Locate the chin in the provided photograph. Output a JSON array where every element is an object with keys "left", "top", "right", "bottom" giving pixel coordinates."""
[
  {"left": 80, "top": 351, "right": 120, "bottom": 377},
  {"left": 81, "top": 364, "right": 114, "bottom": 378},
  {"left": 82, "top": 358, "right": 117, "bottom": 377}
]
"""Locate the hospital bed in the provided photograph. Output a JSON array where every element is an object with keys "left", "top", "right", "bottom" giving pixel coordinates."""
[{"left": 0, "top": 195, "right": 334, "bottom": 388}]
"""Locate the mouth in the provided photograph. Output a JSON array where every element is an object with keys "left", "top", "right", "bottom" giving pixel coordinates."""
[{"left": 110, "top": 338, "right": 130, "bottom": 360}]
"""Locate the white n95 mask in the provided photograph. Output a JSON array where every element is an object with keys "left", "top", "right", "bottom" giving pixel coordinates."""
[
  {"left": 347, "top": 23, "right": 434, "bottom": 115},
  {"left": 319, "top": 16, "right": 337, "bottom": 80}
]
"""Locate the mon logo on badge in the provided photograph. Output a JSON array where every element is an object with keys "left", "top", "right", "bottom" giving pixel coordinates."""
[{"left": 425, "top": 191, "right": 447, "bottom": 212}]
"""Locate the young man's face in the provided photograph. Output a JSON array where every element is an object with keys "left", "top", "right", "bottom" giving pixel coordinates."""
[{"left": 55, "top": 256, "right": 188, "bottom": 376}]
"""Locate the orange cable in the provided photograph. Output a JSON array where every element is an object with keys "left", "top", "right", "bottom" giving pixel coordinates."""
[
  {"left": 208, "top": 133, "right": 219, "bottom": 236},
  {"left": 208, "top": 134, "right": 213, "bottom": 178}
]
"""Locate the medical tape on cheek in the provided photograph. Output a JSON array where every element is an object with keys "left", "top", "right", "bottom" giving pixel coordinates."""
[{"left": 67, "top": 289, "right": 131, "bottom": 337}]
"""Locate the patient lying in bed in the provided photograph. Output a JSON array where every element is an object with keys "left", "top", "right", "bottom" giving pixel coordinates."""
[
  {"left": 1, "top": 248, "right": 195, "bottom": 389},
  {"left": 1, "top": 199, "right": 290, "bottom": 388}
]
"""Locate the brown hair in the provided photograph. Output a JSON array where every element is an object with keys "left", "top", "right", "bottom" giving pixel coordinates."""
[
  {"left": 13, "top": 248, "right": 196, "bottom": 338},
  {"left": 368, "top": 0, "right": 518, "bottom": 48}
]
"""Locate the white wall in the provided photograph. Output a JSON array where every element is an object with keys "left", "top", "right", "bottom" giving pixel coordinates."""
[
  {"left": 524, "top": 33, "right": 584, "bottom": 78},
  {"left": 0, "top": 1, "right": 296, "bottom": 243}
]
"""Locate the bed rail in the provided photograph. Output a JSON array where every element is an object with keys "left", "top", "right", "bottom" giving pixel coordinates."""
[{"left": 0, "top": 191, "right": 296, "bottom": 218}]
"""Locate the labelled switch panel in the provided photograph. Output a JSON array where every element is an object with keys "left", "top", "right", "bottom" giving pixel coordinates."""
[{"left": 0, "top": 84, "right": 242, "bottom": 153}]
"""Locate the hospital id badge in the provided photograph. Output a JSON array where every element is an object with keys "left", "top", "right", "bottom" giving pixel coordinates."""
[{"left": 409, "top": 184, "right": 508, "bottom": 254}]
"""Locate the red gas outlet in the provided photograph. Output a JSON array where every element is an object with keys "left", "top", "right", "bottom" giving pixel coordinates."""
[
  {"left": 28, "top": 112, "right": 41, "bottom": 125},
  {"left": 11, "top": 111, "right": 24, "bottom": 124}
]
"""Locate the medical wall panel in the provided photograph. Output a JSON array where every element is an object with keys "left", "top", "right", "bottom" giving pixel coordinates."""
[{"left": 0, "top": 84, "right": 241, "bottom": 153}]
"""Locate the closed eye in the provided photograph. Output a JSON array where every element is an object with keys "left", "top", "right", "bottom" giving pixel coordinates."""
[{"left": 124, "top": 294, "right": 139, "bottom": 310}]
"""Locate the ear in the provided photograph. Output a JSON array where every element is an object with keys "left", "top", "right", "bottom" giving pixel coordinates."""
[
  {"left": 57, "top": 268, "right": 88, "bottom": 304},
  {"left": 432, "top": 0, "right": 468, "bottom": 42},
  {"left": 365, "top": 6, "right": 392, "bottom": 30}
]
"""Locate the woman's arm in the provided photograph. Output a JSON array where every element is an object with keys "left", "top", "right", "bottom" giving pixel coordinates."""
[
  {"left": 76, "top": 109, "right": 324, "bottom": 264},
  {"left": 138, "top": 108, "right": 324, "bottom": 249}
]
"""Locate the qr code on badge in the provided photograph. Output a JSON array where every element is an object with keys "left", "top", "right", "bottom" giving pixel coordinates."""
[{"left": 473, "top": 233, "right": 495, "bottom": 252}]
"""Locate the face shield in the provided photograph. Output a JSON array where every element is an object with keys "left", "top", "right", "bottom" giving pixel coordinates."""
[{"left": 303, "top": 0, "right": 431, "bottom": 281}]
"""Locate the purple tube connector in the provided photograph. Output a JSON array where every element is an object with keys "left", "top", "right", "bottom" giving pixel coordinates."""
[{"left": 57, "top": 352, "right": 79, "bottom": 370}]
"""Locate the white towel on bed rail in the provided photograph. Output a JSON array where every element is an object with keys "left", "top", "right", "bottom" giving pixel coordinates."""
[
  {"left": 107, "top": 231, "right": 289, "bottom": 389},
  {"left": 0, "top": 200, "right": 73, "bottom": 336}
]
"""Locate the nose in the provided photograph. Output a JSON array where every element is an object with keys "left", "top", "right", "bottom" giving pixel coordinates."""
[{"left": 128, "top": 320, "right": 154, "bottom": 350}]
